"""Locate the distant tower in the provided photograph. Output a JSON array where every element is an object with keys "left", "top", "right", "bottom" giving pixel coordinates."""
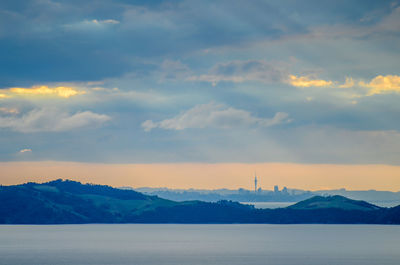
[{"left": 254, "top": 173, "right": 258, "bottom": 193}]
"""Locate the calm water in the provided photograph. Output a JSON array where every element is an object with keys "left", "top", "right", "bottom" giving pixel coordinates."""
[
  {"left": 242, "top": 202, "right": 295, "bottom": 209},
  {"left": 1, "top": 224, "right": 400, "bottom": 265},
  {"left": 244, "top": 201, "right": 400, "bottom": 209}
]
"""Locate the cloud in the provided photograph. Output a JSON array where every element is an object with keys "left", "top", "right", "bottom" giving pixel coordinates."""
[
  {"left": 2, "top": 85, "right": 86, "bottom": 98},
  {"left": 91, "top": 19, "right": 120, "bottom": 25},
  {"left": 359, "top": 75, "right": 400, "bottom": 96},
  {"left": 288, "top": 75, "right": 333, "bottom": 87},
  {"left": 186, "top": 59, "right": 398, "bottom": 99},
  {"left": 0, "top": 0, "right": 394, "bottom": 87},
  {"left": 304, "top": 5, "right": 400, "bottom": 41},
  {"left": 338, "top": 77, "right": 355, "bottom": 88},
  {"left": 285, "top": 74, "right": 400, "bottom": 97},
  {"left": 187, "top": 60, "right": 340, "bottom": 89},
  {"left": 142, "top": 102, "right": 290, "bottom": 131},
  {"left": 323, "top": 75, "right": 400, "bottom": 97},
  {"left": 0, "top": 108, "right": 110, "bottom": 133},
  {"left": 64, "top": 19, "right": 120, "bottom": 31},
  {"left": 187, "top": 60, "right": 289, "bottom": 86},
  {"left": 374, "top": 6, "right": 400, "bottom": 33},
  {"left": 159, "top": 60, "right": 192, "bottom": 82},
  {"left": 19, "top": 149, "right": 32, "bottom": 153},
  {"left": 0, "top": 107, "right": 19, "bottom": 114},
  {"left": 89, "top": 86, "right": 175, "bottom": 105}
]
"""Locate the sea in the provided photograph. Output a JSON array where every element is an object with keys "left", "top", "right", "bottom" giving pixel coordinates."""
[
  {"left": 244, "top": 201, "right": 400, "bottom": 209},
  {"left": 1, "top": 224, "right": 399, "bottom": 265},
  {"left": 242, "top": 202, "right": 295, "bottom": 208}
]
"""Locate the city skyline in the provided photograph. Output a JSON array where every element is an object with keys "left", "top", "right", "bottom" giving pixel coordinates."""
[{"left": 1, "top": 161, "right": 400, "bottom": 191}]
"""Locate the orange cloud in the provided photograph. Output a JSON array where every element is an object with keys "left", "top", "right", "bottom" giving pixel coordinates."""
[
  {"left": 359, "top": 75, "right": 400, "bottom": 96},
  {"left": 288, "top": 75, "right": 333, "bottom": 87},
  {"left": 338, "top": 77, "right": 355, "bottom": 88},
  {"left": 0, "top": 107, "right": 19, "bottom": 114},
  {"left": 19, "top": 149, "right": 32, "bottom": 153},
  {"left": 8, "top": 86, "right": 85, "bottom": 98},
  {"left": 0, "top": 93, "right": 9, "bottom": 98}
]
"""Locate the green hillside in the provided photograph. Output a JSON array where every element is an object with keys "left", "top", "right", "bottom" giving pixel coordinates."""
[
  {"left": 0, "top": 179, "right": 179, "bottom": 223},
  {"left": 288, "top": 195, "right": 382, "bottom": 211}
]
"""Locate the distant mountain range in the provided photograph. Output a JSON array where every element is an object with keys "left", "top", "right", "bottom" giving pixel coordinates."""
[
  {"left": 132, "top": 186, "right": 400, "bottom": 207},
  {"left": 1, "top": 179, "right": 399, "bottom": 224}
]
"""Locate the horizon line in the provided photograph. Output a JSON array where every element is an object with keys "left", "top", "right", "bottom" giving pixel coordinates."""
[{"left": 1, "top": 161, "right": 400, "bottom": 191}]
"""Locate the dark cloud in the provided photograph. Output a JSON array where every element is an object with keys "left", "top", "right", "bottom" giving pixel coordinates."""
[
  {"left": 0, "top": 0, "right": 308, "bottom": 86},
  {"left": 1, "top": 0, "right": 394, "bottom": 86}
]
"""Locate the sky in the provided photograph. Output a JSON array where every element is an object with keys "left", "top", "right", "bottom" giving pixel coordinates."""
[{"left": 1, "top": 0, "right": 400, "bottom": 190}]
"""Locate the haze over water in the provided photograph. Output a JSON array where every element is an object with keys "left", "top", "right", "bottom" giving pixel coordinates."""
[{"left": 1, "top": 224, "right": 399, "bottom": 265}]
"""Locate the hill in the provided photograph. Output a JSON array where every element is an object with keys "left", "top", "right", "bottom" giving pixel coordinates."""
[
  {"left": 0, "top": 179, "right": 178, "bottom": 223},
  {"left": 0, "top": 180, "right": 399, "bottom": 224},
  {"left": 288, "top": 195, "right": 382, "bottom": 211}
]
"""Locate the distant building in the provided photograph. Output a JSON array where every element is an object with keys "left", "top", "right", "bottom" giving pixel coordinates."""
[
  {"left": 274, "top": 185, "right": 279, "bottom": 193},
  {"left": 254, "top": 173, "right": 258, "bottom": 193},
  {"left": 282, "top": 186, "right": 288, "bottom": 194}
]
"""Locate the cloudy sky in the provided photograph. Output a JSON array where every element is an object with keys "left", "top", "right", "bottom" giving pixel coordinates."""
[{"left": 1, "top": 0, "right": 400, "bottom": 189}]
